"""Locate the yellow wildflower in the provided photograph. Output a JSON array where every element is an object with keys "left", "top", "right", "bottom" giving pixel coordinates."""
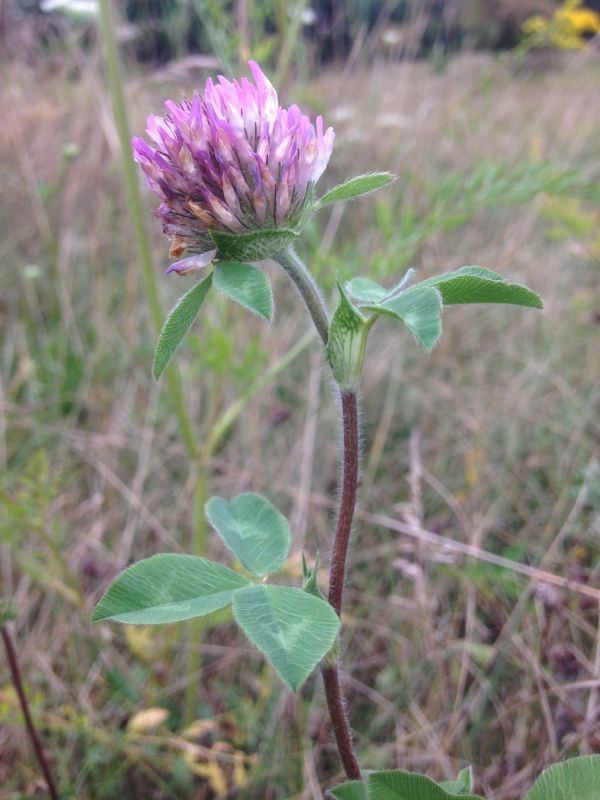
[{"left": 522, "top": 0, "right": 600, "bottom": 51}]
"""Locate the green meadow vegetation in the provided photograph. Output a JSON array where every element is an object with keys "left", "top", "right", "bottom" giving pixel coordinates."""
[{"left": 1, "top": 4, "right": 600, "bottom": 798}]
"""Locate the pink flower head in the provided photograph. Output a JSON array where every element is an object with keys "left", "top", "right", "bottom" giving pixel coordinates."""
[{"left": 132, "top": 61, "right": 335, "bottom": 274}]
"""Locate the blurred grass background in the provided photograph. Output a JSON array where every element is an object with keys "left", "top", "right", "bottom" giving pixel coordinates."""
[{"left": 1, "top": 1, "right": 600, "bottom": 798}]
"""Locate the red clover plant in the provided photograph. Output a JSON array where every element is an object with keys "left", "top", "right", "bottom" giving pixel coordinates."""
[{"left": 92, "top": 62, "right": 599, "bottom": 799}]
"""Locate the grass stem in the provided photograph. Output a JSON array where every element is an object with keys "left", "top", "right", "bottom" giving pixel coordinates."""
[{"left": 97, "top": 0, "right": 197, "bottom": 461}]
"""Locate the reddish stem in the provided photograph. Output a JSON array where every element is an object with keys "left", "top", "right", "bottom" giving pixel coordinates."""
[
  {"left": 329, "top": 392, "right": 360, "bottom": 617},
  {"left": 319, "top": 390, "right": 362, "bottom": 780},
  {"left": 322, "top": 662, "right": 361, "bottom": 780},
  {"left": 1, "top": 626, "right": 59, "bottom": 800},
  {"left": 277, "top": 250, "right": 362, "bottom": 780}
]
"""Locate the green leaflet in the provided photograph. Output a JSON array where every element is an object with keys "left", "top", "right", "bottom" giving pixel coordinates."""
[
  {"left": 329, "top": 767, "right": 476, "bottom": 800},
  {"left": 419, "top": 266, "right": 504, "bottom": 284},
  {"left": 213, "top": 261, "right": 273, "bottom": 321},
  {"left": 205, "top": 493, "right": 291, "bottom": 577},
  {"left": 153, "top": 273, "right": 213, "bottom": 379},
  {"left": 366, "top": 286, "right": 443, "bottom": 351},
  {"left": 525, "top": 756, "right": 600, "bottom": 800},
  {"left": 328, "top": 781, "right": 367, "bottom": 800},
  {"left": 346, "top": 277, "right": 390, "bottom": 304},
  {"left": 92, "top": 554, "right": 251, "bottom": 625},
  {"left": 346, "top": 268, "right": 417, "bottom": 306},
  {"left": 233, "top": 584, "right": 340, "bottom": 692},
  {"left": 416, "top": 267, "right": 543, "bottom": 308},
  {"left": 367, "top": 770, "right": 483, "bottom": 800},
  {"left": 318, "top": 172, "right": 396, "bottom": 207}
]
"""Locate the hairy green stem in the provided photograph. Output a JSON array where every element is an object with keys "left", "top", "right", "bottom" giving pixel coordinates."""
[
  {"left": 275, "top": 248, "right": 330, "bottom": 345},
  {"left": 2, "top": 626, "right": 59, "bottom": 800},
  {"left": 276, "top": 247, "right": 362, "bottom": 780}
]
